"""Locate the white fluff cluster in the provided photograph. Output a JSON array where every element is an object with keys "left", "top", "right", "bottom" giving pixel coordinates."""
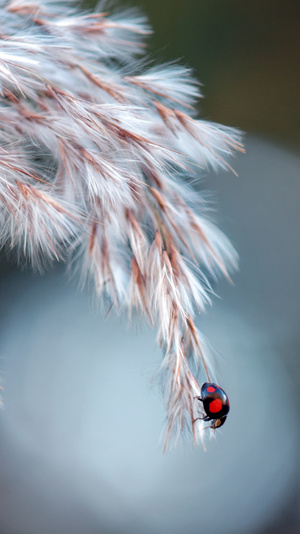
[{"left": 0, "top": 0, "right": 243, "bottom": 447}]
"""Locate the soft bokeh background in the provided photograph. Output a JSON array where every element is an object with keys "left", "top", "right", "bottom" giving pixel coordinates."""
[{"left": 0, "top": 1, "right": 299, "bottom": 533}]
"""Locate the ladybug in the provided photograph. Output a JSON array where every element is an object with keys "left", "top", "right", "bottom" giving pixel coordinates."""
[{"left": 194, "top": 382, "right": 230, "bottom": 429}]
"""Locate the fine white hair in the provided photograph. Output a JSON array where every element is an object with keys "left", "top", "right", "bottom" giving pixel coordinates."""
[{"left": 0, "top": 0, "right": 243, "bottom": 448}]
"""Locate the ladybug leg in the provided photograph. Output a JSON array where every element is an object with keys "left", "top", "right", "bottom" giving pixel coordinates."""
[
  {"left": 194, "top": 396, "right": 203, "bottom": 402},
  {"left": 192, "top": 417, "right": 201, "bottom": 424},
  {"left": 193, "top": 420, "right": 216, "bottom": 430},
  {"left": 192, "top": 415, "right": 210, "bottom": 424}
]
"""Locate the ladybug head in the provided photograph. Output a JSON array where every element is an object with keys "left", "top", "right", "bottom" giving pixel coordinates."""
[{"left": 211, "top": 416, "right": 227, "bottom": 429}]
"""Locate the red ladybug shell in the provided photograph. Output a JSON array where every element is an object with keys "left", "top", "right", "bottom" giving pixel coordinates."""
[{"left": 201, "top": 382, "right": 230, "bottom": 421}]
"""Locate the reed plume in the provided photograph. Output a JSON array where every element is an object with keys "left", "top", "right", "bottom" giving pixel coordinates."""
[{"left": 0, "top": 0, "right": 243, "bottom": 448}]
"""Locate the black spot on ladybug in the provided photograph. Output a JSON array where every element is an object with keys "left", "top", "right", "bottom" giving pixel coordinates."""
[{"left": 194, "top": 382, "right": 230, "bottom": 430}]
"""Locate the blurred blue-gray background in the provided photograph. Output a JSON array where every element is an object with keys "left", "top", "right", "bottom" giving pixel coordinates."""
[{"left": 0, "top": 1, "right": 299, "bottom": 533}]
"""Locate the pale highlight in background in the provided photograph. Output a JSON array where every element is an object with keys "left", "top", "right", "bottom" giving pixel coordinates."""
[{"left": 0, "top": 137, "right": 299, "bottom": 534}]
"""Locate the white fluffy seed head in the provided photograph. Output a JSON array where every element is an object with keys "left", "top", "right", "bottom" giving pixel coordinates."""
[{"left": 0, "top": 0, "right": 243, "bottom": 448}]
